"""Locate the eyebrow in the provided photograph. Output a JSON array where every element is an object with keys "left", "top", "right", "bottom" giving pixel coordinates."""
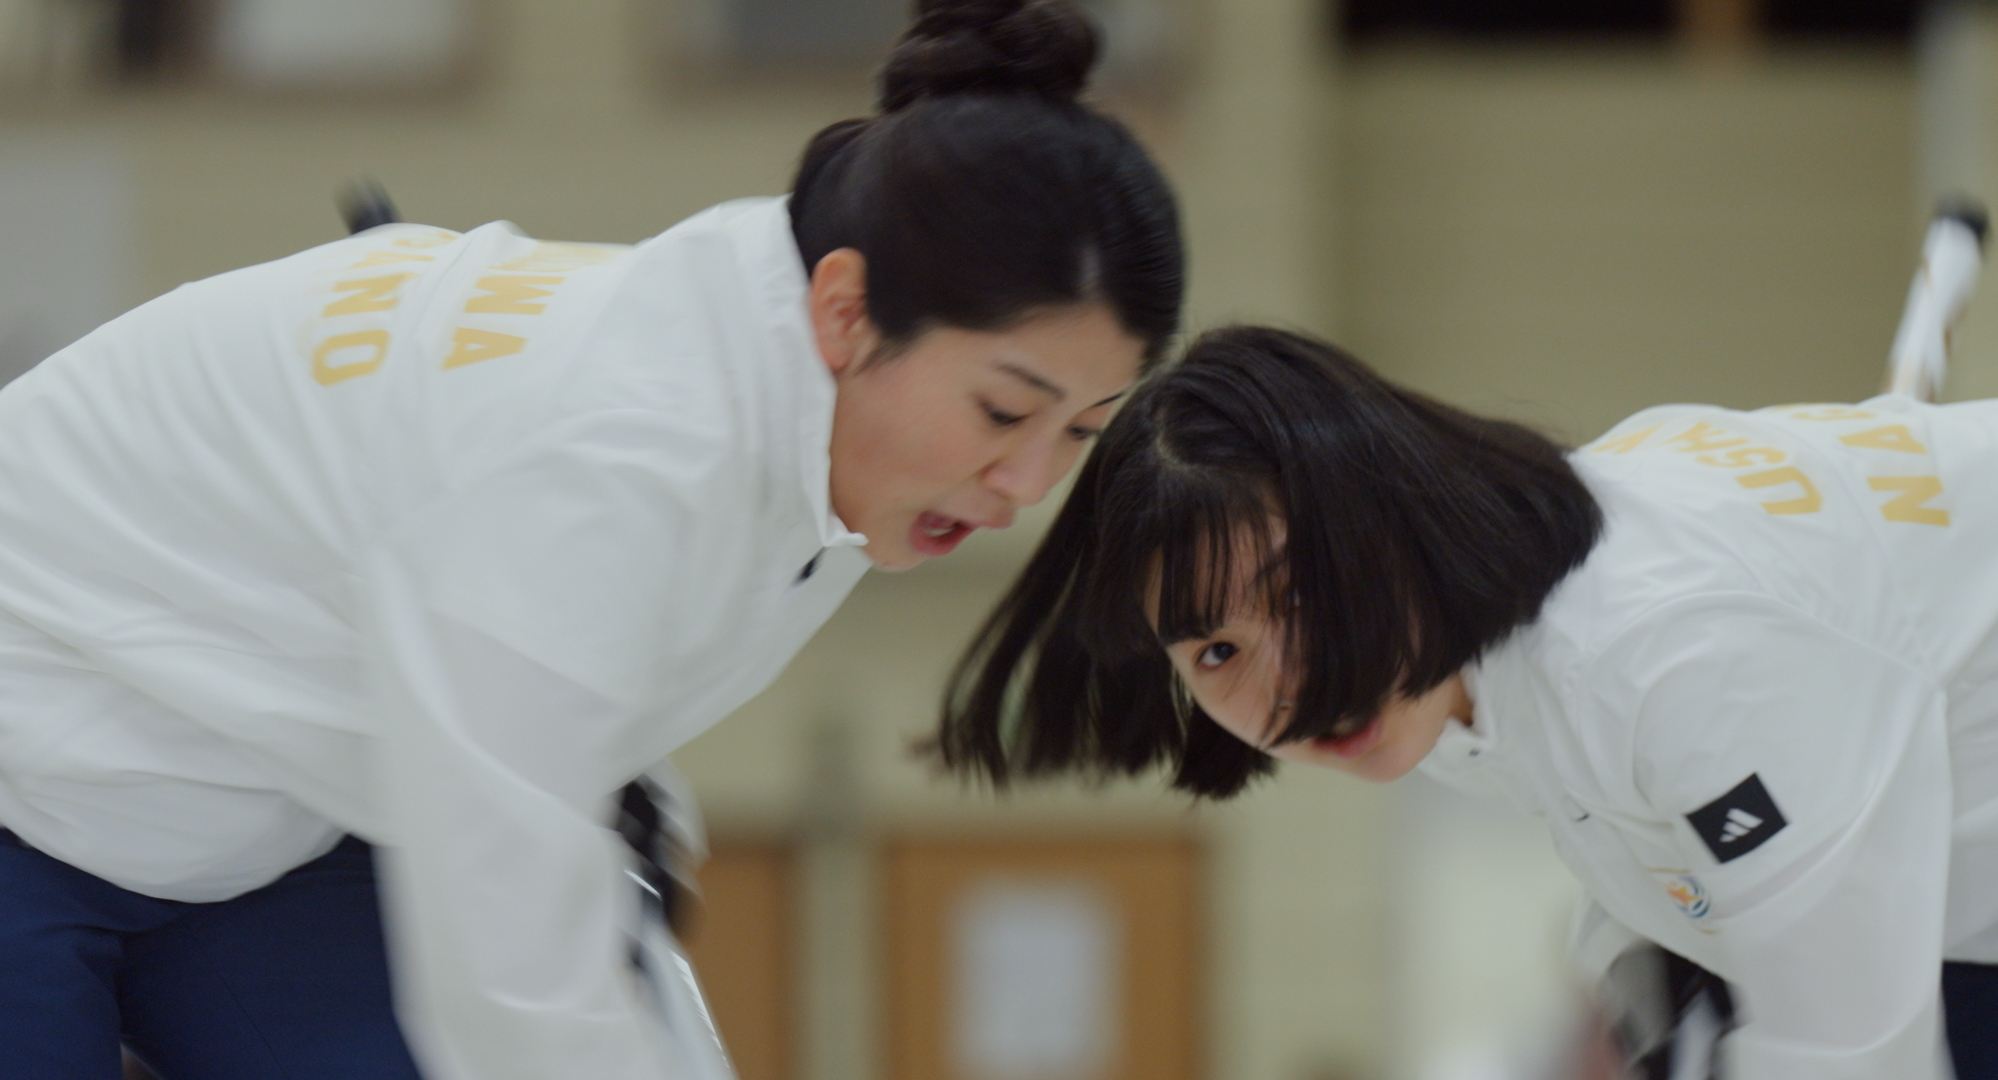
[
  {"left": 995, "top": 362, "right": 1067, "bottom": 401},
  {"left": 994, "top": 361, "right": 1129, "bottom": 409}
]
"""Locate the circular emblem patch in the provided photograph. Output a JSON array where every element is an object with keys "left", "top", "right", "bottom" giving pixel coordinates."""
[{"left": 1663, "top": 873, "right": 1712, "bottom": 921}]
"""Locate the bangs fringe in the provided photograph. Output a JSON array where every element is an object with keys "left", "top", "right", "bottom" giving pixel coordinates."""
[{"left": 1084, "top": 455, "right": 1283, "bottom": 661}]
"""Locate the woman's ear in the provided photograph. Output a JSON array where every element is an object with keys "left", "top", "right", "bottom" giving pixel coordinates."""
[{"left": 808, "top": 248, "right": 876, "bottom": 376}]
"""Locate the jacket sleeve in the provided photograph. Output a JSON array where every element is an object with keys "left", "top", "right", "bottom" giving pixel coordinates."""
[
  {"left": 357, "top": 408, "right": 754, "bottom": 1080},
  {"left": 1585, "top": 594, "right": 1957, "bottom": 1079}
]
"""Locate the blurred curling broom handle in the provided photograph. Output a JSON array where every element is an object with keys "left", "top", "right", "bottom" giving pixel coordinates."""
[
  {"left": 338, "top": 179, "right": 401, "bottom": 235},
  {"left": 1885, "top": 200, "right": 1988, "bottom": 403}
]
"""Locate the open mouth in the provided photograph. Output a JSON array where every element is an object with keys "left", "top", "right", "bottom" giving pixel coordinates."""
[
  {"left": 909, "top": 511, "right": 976, "bottom": 557},
  {"left": 1311, "top": 717, "right": 1383, "bottom": 759}
]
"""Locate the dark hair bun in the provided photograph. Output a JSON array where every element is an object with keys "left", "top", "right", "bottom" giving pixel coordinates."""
[{"left": 879, "top": 0, "right": 1099, "bottom": 112}]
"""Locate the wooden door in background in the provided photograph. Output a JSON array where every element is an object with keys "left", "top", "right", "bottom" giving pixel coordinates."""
[
  {"left": 883, "top": 836, "right": 1202, "bottom": 1080},
  {"left": 684, "top": 843, "right": 794, "bottom": 1080}
]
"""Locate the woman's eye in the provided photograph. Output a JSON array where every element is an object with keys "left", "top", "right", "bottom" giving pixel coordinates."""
[
  {"left": 981, "top": 402, "right": 1027, "bottom": 428},
  {"left": 1196, "top": 642, "right": 1237, "bottom": 669},
  {"left": 1066, "top": 424, "right": 1103, "bottom": 442}
]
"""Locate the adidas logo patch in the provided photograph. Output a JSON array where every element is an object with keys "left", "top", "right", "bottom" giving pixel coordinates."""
[
  {"left": 1687, "top": 774, "right": 1788, "bottom": 864},
  {"left": 1719, "top": 808, "right": 1762, "bottom": 842}
]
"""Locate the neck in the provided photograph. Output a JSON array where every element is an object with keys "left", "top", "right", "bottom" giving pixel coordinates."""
[{"left": 1447, "top": 671, "right": 1475, "bottom": 729}]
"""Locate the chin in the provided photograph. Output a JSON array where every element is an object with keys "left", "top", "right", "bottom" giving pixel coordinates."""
[
  {"left": 861, "top": 539, "right": 924, "bottom": 571},
  {"left": 1297, "top": 744, "right": 1422, "bottom": 783},
  {"left": 1349, "top": 754, "right": 1423, "bottom": 783}
]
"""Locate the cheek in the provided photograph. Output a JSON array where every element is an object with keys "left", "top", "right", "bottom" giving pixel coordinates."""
[
  {"left": 881, "top": 379, "right": 979, "bottom": 462},
  {"left": 838, "top": 385, "right": 969, "bottom": 491},
  {"left": 1191, "top": 679, "right": 1268, "bottom": 748},
  {"left": 1053, "top": 436, "right": 1091, "bottom": 477}
]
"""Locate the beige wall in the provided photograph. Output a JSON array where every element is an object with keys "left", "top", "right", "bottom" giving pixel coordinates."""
[
  {"left": 51, "top": 2, "right": 871, "bottom": 301},
  {"left": 1342, "top": 45, "right": 1918, "bottom": 446}
]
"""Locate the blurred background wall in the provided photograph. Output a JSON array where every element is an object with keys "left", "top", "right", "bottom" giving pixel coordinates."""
[{"left": 1, "top": 2, "right": 1982, "bottom": 1080}]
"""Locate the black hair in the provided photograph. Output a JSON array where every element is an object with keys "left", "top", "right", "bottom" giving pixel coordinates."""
[
  {"left": 936, "top": 326, "right": 1605, "bottom": 798},
  {"left": 789, "top": 0, "right": 1183, "bottom": 363}
]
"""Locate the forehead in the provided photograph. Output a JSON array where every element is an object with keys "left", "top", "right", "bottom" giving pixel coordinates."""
[{"left": 983, "top": 304, "right": 1144, "bottom": 394}]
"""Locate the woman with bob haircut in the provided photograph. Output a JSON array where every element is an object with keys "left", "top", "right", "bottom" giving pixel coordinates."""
[
  {"left": 0, "top": 1, "right": 1182, "bottom": 1077},
  {"left": 940, "top": 324, "right": 1998, "bottom": 1078}
]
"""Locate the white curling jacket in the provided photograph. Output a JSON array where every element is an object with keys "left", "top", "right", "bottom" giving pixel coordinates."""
[
  {"left": 0, "top": 197, "right": 870, "bottom": 1078},
  {"left": 1420, "top": 396, "right": 1998, "bottom": 1079}
]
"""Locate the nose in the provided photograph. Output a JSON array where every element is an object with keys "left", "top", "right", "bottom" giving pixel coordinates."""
[{"left": 981, "top": 433, "right": 1073, "bottom": 509}]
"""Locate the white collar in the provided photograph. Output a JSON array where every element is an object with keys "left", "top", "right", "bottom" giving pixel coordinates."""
[
  {"left": 1417, "top": 658, "right": 1506, "bottom": 792},
  {"left": 710, "top": 197, "right": 866, "bottom": 552}
]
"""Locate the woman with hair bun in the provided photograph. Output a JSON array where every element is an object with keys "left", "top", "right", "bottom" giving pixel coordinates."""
[
  {"left": 942, "top": 322, "right": 1998, "bottom": 1078},
  {"left": 0, "top": 2, "right": 1181, "bottom": 1077}
]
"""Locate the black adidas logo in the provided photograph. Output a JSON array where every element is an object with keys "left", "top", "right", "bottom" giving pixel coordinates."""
[{"left": 1687, "top": 774, "right": 1788, "bottom": 864}]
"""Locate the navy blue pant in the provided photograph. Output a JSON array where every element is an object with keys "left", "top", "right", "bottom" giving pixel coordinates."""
[
  {"left": 1950, "top": 961, "right": 1998, "bottom": 1078},
  {"left": 0, "top": 830, "right": 423, "bottom": 1080}
]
